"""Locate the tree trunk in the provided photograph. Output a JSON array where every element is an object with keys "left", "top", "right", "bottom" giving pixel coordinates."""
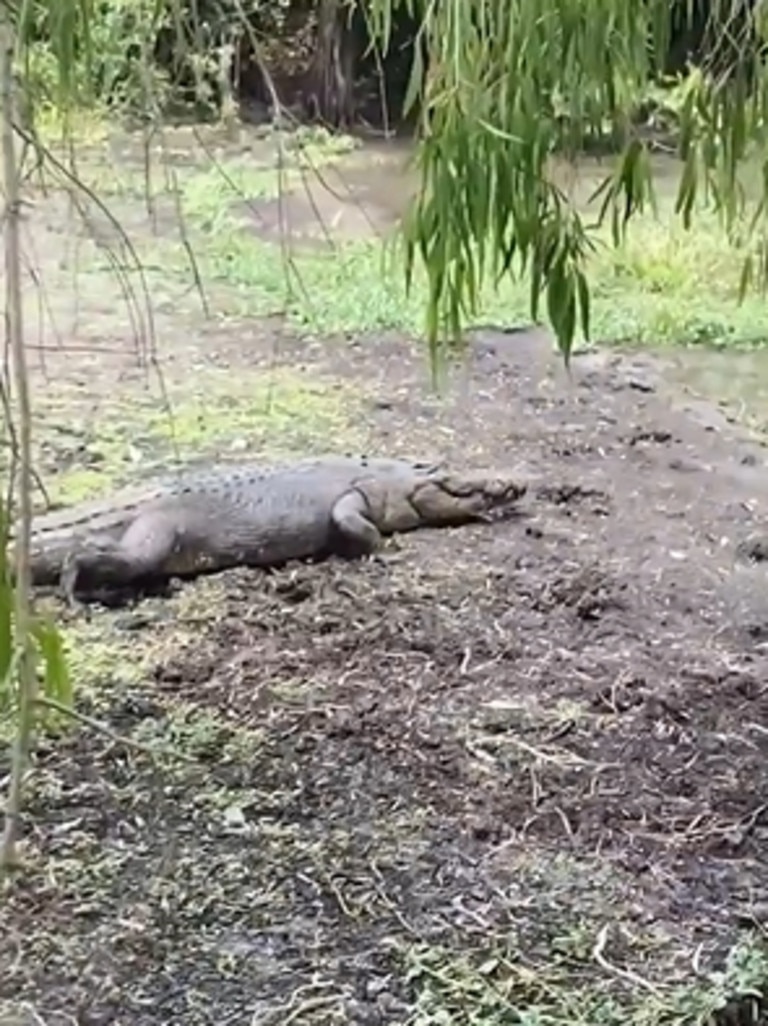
[{"left": 305, "top": 0, "right": 358, "bottom": 128}]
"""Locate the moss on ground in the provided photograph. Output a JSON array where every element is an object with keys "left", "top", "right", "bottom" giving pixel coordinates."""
[
  {"left": 28, "top": 364, "right": 366, "bottom": 508},
  {"left": 142, "top": 366, "right": 361, "bottom": 455},
  {"left": 400, "top": 931, "right": 768, "bottom": 1026}
]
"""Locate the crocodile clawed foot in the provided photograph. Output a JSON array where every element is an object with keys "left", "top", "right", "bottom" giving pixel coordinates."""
[
  {"left": 59, "top": 553, "right": 84, "bottom": 612},
  {"left": 367, "top": 542, "right": 403, "bottom": 567}
]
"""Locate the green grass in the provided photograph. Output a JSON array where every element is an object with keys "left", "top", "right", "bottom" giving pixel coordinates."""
[
  {"left": 62, "top": 127, "right": 768, "bottom": 352},
  {"left": 27, "top": 365, "right": 367, "bottom": 508},
  {"left": 140, "top": 365, "right": 365, "bottom": 456},
  {"left": 400, "top": 932, "right": 768, "bottom": 1026},
  {"left": 145, "top": 150, "right": 768, "bottom": 352},
  {"left": 178, "top": 161, "right": 283, "bottom": 225},
  {"left": 28, "top": 111, "right": 768, "bottom": 352},
  {"left": 585, "top": 201, "right": 768, "bottom": 349}
]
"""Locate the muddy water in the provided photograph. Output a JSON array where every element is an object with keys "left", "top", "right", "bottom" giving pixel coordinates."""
[
  {"left": 326, "top": 140, "right": 768, "bottom": 433},
  {"left": 273, "top": 137, "right": 686, "bottom": 240},
  {"left": 125, "top": 123, "right": 768, "bottom": 432}
]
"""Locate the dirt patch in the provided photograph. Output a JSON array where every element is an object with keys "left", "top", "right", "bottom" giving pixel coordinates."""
[{"left": 4, "top": 323, "right": 768, "bottom": 1023}]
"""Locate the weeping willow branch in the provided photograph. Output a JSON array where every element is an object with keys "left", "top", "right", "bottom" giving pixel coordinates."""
[
  {"left": 0, "top": 6, "right": 36, "bottom": 873},
  {"left": 366, "top": 0, "right": 768, "bottom": 373}
]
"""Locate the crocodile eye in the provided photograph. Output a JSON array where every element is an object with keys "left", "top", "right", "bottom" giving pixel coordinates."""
[{"left": 440, "top": 479, "right": 474, "bottom": 497}]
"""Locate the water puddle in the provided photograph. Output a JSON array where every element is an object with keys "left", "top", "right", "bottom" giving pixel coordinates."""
[
  {"left": 235, "top": 141, "right": 686, "bottom": 248},
  {"left": 235, "top": 136, "right": 416, "bottom": 247},
  {"left": 665, "top": 348, "right": 768, "bottom": 432}
]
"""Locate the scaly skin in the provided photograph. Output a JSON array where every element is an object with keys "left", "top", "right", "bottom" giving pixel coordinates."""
[
  {"left": 24, "top": 456, "right": 436, "bottom": 584},
  {"left": 16, "top": 454, "right": 526, "bottom": 604}
]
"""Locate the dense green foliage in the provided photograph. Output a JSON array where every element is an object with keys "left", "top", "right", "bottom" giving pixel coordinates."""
[
  {"left": 19, "top": 0, "right": 303, "bottom": 118},
  {"left": 364, "top": 0, "right": 768, "bottom": 366}
]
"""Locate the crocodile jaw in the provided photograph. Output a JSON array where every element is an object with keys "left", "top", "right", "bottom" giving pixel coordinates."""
[{"left": 376, "top": 470, "right": 527, "bottom": 531}]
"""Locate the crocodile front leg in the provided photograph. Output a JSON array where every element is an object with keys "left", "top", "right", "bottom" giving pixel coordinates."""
[{"left": 330, "top": 490, "right": 383, "bottom": 554}]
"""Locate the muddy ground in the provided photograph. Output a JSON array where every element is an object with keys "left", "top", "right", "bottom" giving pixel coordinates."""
[
  {"left": 3, "top": 322, "right": 768, "bottom": 1024},
  {"left": 3, "top": 128, "right": 768, "bottom": 1024}
]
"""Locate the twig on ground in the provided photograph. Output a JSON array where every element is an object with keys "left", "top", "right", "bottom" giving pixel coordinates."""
[
  {"left": 35, "top": 695, "right": 194, "bottom": 763},
  {"left": 592, "top": 924, "right": 663, "bottom": 996},
  {"left": 252, "top": 980, "right": 340, "bottom": 1026}
]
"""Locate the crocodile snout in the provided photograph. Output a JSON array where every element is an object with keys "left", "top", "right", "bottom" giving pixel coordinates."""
[
  {"left": 483, "top": 477, "right": 528, "bottom": 502},
  {"left": 407, "top": 470, "right": 527, "bottom": 524},
  {"left": 436, "top": 472, "right": 527, "bottom": 504}
]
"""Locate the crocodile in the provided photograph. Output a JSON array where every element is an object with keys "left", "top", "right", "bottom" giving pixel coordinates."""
[{"left": 20, "top": 454, "right": 527, "bottom": 604}]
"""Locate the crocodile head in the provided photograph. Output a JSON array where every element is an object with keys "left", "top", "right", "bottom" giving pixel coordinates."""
[
  {"left": 362, "top": 467, "right": 526, "bottom": 533},
  {"left": 407, "top": 469, "right": 527, "bottom": 524}
]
